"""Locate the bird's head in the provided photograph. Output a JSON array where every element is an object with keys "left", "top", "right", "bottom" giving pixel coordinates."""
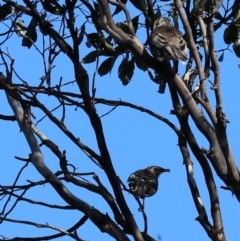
[
  {"left": 147, "top": 166, "right": 170, "bottom": 178},
  {"left": 153, "top": 17, "right": 173, "bottom": 29}
]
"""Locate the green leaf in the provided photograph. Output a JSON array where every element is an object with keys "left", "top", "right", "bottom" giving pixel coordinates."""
[
  {"left": 116, "top": 16, "right": 139, "bottom": 35},
  {"left": 192, "top": 0, "right": 201, "bottom": 14},
  {"left": 214, "top": 12, "right": 223, "bottom": 20},
  {"left": 105, "top": 35, "right": 112, "bottom": 44},
  {"left": 114, "top": 45, "right": 127, "bottom": 55},
  {"left": 81, "top": 50, "right": 100, "bottom": 64},
  {"left": 86, "top": 31, "right": 119, "bottom": 54},
  {"left": 99, "top": 31, "right": 115, "bottom": 54},
  {"left": 88, "top": 32, "right": 102, "bottom": 43},
  {"left": 98, "top": 50, "right": 122, "bottom": 76},
  {"left": 129, "top": 0, "right": 146, "bottom": 11},
  {"left": 103, "top": 41, "right": 115, "bottom": 54},
  {"left": 86, "top": 33, "right": 99, "bottom": 48},
  {"left": 233, "top": 39, "right": 240, "bottom": 58},
  {"left": 22, "top": 17, "right": 38, "bottom": 48},
  {"left": 116, "top": 22, "right": 131, "bottom": 35},
  {"left": 98, "top": 57, "right": 114, "bottom": 76},
  {"left": 224, "top": 10, "right": 240, "bottom": 46},
  {"left": 134, "top": 56, "right": 147, "bottom": 71},
  {"left": 22, "top": 18, "right": 37, "bottom": 48},
  {"left": 132, "top": 15, "right": 139, "bottom": 33},
  {"left": 0, "top": 3, "right": 12, "bottom": 20},
  {"left": 14, "top": 19, "right": 27, "bottom": 37},
  {"left": 169, "top": 7, "right": 179, "bottom": 29},
  {"left": 99, "top": 31, "right": 105, "bottom": 43},
  {"left": 118, "top": 57, "right": 135, "bottom": 85},
  {"left": 78, "top": 23, "right": 86, "bottom": 45},
  {"left": 218, "top": 52, "right": 224, "bottom": 62},
  {"left": 172, "top": 15, "right": 179, "bottom": 29},
  {"left": 154, "top": 7, "right": 161, "bottom": 20},
  {"left": 113, "top": 0, "right": 128, "bottom": 16},
  {"left": 223, "top": 25, "right": 238, "bottom": 44},
  {"left": 93, "top": 2, "right": 99, "bottom": 11},
  {"left": 158, "top": 82, "right": 166, "bottom": 94},
  {"left": 223, "top": 28, "right": 231, "bottom": 44},
  {"left": 233, "top": 9, "right": 240, "bottom": 25},
  {"left": 40, "top": 0, "right": 65, "bottom": 15},
  {"left": 86, "top": 39, "right": 92, "bottom": 48},
  {"left": 22, "top": 36, "right": 32, "bottom": 48}
]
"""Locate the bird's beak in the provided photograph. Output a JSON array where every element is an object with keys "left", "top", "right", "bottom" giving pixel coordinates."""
[{"left": 160, "top": 168, "right": 170, "bottom": 174}]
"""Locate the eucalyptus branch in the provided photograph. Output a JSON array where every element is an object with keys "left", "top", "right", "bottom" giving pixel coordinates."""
[
  {"left": 178, "top": 136, "right": 215, "bottom": 238},
  {"left": 31, "top": 99, "right": 103, "bottom": 168},
  {"left": 194, "top": 96, "right": 217, "bottom": 125},
  {"left": 95, "top": 98, "right": 181, "bottom": 136},
  {"left": 197, "top": 16, "right": 211, "bottom": 94},
  {"left": 1, "top": 1, "right": 240, "bottom": 240},
  {"left": 168, "top": 82, "right": 225, "bottom": 241},
  {"left": 108, "top": 0, "right": 135, "bottom": 36},
  {"left": 175, "top": 0, "right": 205, "bottom": 82},
  {"left": 2, "top": 78, "right": 130, "bottom": 240},
  {"left": 1, "top": 190, "right": 75, "bottom": 209},
  {"left": 207, "top": 17, "right": 222, "bottom": 107},
  {"left": 0, "top": 217, "right": 85, "bottom": 241}
]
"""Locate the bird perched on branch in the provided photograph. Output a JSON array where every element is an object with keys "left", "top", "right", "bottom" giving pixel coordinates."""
[
  {"left": 127, "top": 165, "right": 170, "bottom": 209},
  {"left": 148, "top": 17, "right": 188, "bottom": 63}
]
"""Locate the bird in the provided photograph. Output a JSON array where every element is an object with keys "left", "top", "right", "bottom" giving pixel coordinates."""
[
  {"left": 127, "top": 166, "right": 170, "bottom": 209},
  {"left": 148, "top": 17, "right": 188, "bottom": 62}
]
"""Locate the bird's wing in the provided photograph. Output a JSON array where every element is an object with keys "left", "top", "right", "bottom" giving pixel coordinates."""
[
  {"left": 149, "top": 25, "right": 187, "bottom": 61},
  {"left": 149, "top": 30, "right": 169, "bottom": 49},
  {"left": 128, "top": 169, "right": 143, "bottom": 181},
  {"left": 128, "top": 169, "right": 158, "bottom": 188}
]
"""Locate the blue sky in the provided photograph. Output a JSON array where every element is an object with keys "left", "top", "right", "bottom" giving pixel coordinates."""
[{"left": 0, "top": 1, "right": 240, "bottom": 240}]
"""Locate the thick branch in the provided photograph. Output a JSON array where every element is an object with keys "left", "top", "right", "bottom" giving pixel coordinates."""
[
  {"left": 168, "top": 82, "right": 225, "bottom": 241},
  {"left": 3, "top": 87, "right": 130, "bottom": 240}
]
